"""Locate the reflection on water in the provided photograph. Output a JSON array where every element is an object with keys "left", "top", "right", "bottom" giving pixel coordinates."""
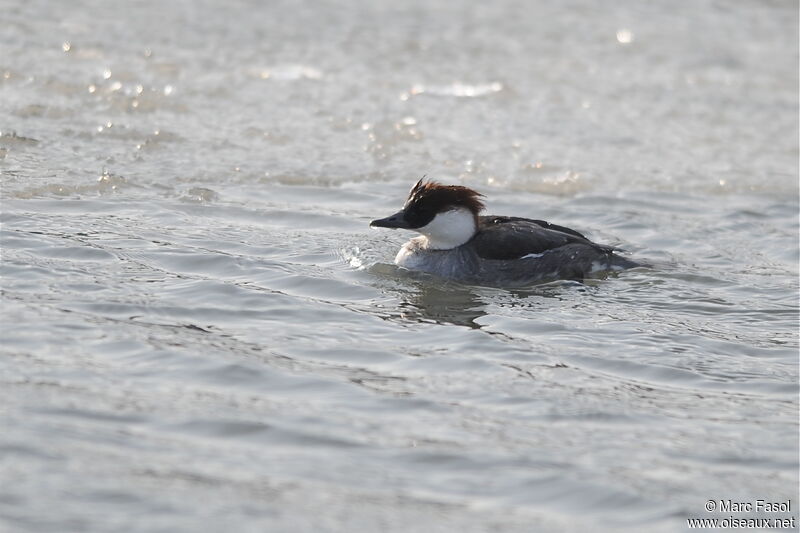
[
  {"left": 398, "top": 281, "right": 488, "bottom": 328},
  {"left": 387, "top": 274, "right": 583, "bottom": 329}
]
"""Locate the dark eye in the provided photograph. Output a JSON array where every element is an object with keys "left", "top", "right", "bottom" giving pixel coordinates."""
[
  {"left": 404, "top": 199, "right": 436, "bottom": 228},
  {"left": 417, "top": 205, "right": 437, "bottom": 221}
]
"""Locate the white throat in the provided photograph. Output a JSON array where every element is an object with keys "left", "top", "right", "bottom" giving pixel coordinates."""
[{"left": 416, "top": 208, "right": 476, "bottom": 250}]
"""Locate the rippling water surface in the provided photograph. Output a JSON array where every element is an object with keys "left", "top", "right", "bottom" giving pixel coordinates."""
[{"left": 1, "top": 1, "right": 798, "bottom": 531}]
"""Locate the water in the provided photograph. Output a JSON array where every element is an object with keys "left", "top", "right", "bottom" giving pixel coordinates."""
[{"left": 1, "top": 0, "right": 798, "bottom": 531}]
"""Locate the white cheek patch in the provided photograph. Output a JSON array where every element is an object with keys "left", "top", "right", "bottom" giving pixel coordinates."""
[{"left": 416, "top": 208, "right": 476, "bottom": 250}]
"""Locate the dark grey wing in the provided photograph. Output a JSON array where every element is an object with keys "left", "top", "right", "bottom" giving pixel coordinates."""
[
  {"left": 472, "top": 216, "right": 614, "bottom": 260},
  {"left": 525, "top": 219, "right": 590, "bottom": 240}
]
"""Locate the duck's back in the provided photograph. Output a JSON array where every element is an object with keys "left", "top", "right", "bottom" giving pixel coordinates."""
[{"left": 471, "top": 216, "right": 615, "bottom": 260}]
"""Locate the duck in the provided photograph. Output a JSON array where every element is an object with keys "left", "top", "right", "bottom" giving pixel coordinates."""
[{"left": 370, "top": 178, "right": 639, "bottom": 285}]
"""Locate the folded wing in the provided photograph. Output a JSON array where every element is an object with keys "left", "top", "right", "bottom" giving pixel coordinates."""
[{"left": 472, "top": 216, "right": 615, "bottom": 260}]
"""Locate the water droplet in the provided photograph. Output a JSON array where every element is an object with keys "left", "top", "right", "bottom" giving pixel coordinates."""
[{"left": 103, "top": 69, "right": 112, "bottom": 79}]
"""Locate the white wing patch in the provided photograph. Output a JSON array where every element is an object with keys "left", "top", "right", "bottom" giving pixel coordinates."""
[{"left": 521, "top": 250, "right": 552, "bottom": 259}]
